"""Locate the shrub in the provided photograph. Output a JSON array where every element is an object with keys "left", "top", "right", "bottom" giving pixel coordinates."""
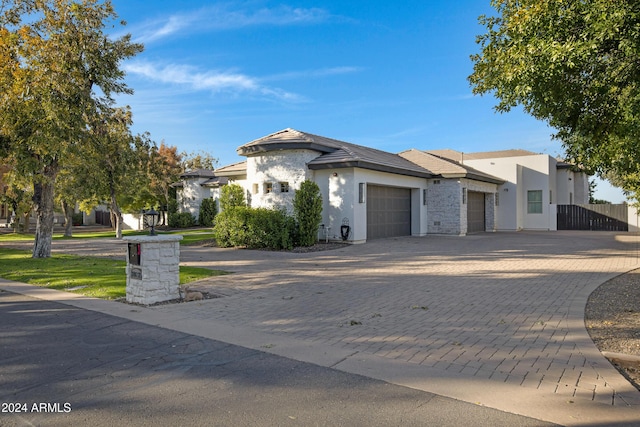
[
  {"left": 293, "top": 180, "right": 323, "bottom": 246},
  {"left": 245, "top": 208, "right": 295, "bottom": 250},
  {"left": 72, "top": 212, "right": 84, "bottom": 226},
  {"left": 168, "top": 212, "right": 196, "bottom": 228},
  {"left": 213, "top": 207, "right": 249, "bottom": 247},
  {"left": 219, "top": 183, "right": 246, "bottom": 211},
  {"left": 213, "top": 206, "right": 295, "bottom": 250},
  {"left": 198, "top": 198, "right": 217, "bottom": 226}
]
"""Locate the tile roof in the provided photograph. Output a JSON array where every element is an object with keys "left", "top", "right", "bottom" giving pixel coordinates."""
[
  {"left": 399, "top": 149, "right": 504, "bottom": 184},
  {"left": 179, "top": 168, "right": 216, "bottom": 178},
  {"left": 213, "top": 161, "right": 247, "bottom": 176},
  {"left": 238, "top": 128, "right": 433, "bottom": 178}
]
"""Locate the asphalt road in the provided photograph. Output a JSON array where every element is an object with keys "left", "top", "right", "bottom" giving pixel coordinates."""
[{"left": 0, "top": 290, "right": 555, "bottom": 426}]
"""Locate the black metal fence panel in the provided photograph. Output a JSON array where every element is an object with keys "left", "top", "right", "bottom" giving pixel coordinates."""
[{"left": 557, "top": 204, "right": 628, "bottom": 231}]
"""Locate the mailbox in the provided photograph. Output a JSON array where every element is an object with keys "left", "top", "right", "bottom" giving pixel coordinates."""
[{"left": 128, "top": 243, "right": 141, "bottom": 266}]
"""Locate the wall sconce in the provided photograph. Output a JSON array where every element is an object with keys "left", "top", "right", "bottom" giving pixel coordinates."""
[
  {"left": 503, "top": 188, "right": 509, "bottom": 192},
  {"left": 359, "top": 183, "right": 365, "bottom": 203}
]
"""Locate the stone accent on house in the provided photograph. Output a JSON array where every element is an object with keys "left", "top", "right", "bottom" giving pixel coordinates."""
[
  {"left": 247, "top": 149, "right": 319, "bottom": 214},
  {"left": 463, "top": 178, "right": 499, "bottom": 233},
  {"left": 124, "top": 235, "right": 182, "bottom": 305},
  {"left": 427, "top": 179, "right": 462, "bottom": 234}
]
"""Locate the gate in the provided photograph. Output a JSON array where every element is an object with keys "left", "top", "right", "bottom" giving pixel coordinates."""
[
  {"left": 95, "top": 210, "right": 112, "bottom": 227},
  {"left": 557, "top": 204, "right": 628, "bottom": 231}
]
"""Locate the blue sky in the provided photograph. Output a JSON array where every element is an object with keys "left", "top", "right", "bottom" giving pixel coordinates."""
[{"left": 111, "top": 0, "right": 625, "bottom": 203}]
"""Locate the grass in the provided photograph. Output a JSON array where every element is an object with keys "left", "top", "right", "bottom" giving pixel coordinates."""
[
  {"left": 0, "top": 248, "right": 228, "bottom": 300},
  {"left": 0, "top": 228, "right": 216, "bottom": 245}
]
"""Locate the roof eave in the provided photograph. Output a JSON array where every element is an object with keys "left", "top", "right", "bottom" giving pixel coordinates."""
[
  {"left": 308, "top": 161, "right": 433, "bottom": 179},
  {"left": 238, "top": 142, "right": 336, "bottom": 156}
]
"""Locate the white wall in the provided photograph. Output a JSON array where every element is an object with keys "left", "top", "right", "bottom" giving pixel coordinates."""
[
  {"left": 246, "top": 150, "right": 318, "bottom": 214},
  {"left": 465, "top": 154, "right": 555, "bottom": 231},
  {"left": 178, "top": 178, "right": 215, "bottom": 219},
  {"left": 315, "top": 168, "right": 428, "bottom": 243}
]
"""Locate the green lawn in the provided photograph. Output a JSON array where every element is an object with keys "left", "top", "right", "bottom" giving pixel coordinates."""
[
  {"left": 0, "top": 228, "right": 216, "bottom": 245},
  {"left": 0, "top": 248, "right": 227, "bottom": 299}
]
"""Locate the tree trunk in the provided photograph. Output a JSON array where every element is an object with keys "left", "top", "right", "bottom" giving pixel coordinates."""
[
  {"left": 61, "top": 200, "right": 73, "bottom": 237},
  {"left": 32, "top": 165, "right": 58, "bottom": 258},
  {"left": 110, "top": 192, "right": 123, "bottom": 239}
]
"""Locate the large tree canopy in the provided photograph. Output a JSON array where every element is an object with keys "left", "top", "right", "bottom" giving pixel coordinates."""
[
  {"left": 0, "top": 0, "right": 142, "bottom": 256},
  {"left": 469, "top": 0, "right": 640, "bottom": 200}
]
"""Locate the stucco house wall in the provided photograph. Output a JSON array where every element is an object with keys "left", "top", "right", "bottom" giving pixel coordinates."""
[
  {"left": 465, "top": 154, "right": 558, "bottom": 231},
  {"left": 246, "top": 149, "right": 318, "bottom": 214},
  {"left": 313, "top": 168, "right": 428, "bottom": 243},
  {"left": 177, "top": 178, "right": 216, "bottom": 219}
]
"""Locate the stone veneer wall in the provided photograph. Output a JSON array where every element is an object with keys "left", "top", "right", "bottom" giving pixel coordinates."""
[
  {"left": 124, "top": 235, "right": 182, "bottom": 305},
  {"left": 427, "top": 178, "right": 498, "bottom": 235},
  {"left": 427, "top": 179, "right": 462, "bottom": 234}
]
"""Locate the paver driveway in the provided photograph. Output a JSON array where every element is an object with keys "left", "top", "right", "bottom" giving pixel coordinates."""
[
  {"left": 169, "top": 231, "right": 640, "bottom": 423},
  {"left": 2, "top": 230, "right": 640, "bottom": 425}
]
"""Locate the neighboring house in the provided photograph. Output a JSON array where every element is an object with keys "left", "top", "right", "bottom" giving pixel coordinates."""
[
  {"left": 174, "top": 128, "right": 592, "bottom": 241},
  {"left": 173, "top": 169, "right": 229, "bottom": 220}
]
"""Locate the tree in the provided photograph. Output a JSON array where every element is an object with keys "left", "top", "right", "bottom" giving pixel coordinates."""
[
  {"left": 0, "top": 0, "right": 142, "bottom": 257},
  {"left": 469, "top": 0, "right": 640, "bottom": 199},
  {"left": 71, "top": 108, "right": 155, "bottom": 239},
  {"left": 293, "top": 180, "right": 322, "bottom": 246},
  {"left": 181, "top": 150, "right": 218, "bottom": 172},
  {"left": 148, "top": 142, "right": 182, "bottom": 225}
]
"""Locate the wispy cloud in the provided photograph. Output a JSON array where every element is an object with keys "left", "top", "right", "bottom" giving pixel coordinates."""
[
  {"left": 132, "top": 4, "right": 332, "bottom": 43},
  {"left": 124, "top": 61, "right": 302, "bottom": 102}
]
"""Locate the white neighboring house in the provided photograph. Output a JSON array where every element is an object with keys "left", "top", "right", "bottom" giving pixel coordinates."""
[
  {"left": 173, "top": 169, "right": 229, "bottom": 221},
  {"left": 174, "top": 128, "right": 592, "bottom": 241}
]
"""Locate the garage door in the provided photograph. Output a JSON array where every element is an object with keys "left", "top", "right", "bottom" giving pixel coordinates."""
[
  {"left": 467, "top": 191, "right": 485, "bottom": 233},
  {"left": 367, "top": 185, "right": 411, "bottom": 239}
]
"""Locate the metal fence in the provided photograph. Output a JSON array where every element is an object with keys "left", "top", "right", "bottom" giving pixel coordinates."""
[{"left": 557, "top": 204, "right": 628, "bottom": 231}]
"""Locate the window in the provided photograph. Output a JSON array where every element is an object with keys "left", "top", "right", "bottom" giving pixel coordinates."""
[
  {"left": 462, "top": 188, "right": 467, "bottom": 204},
  {"left": 527, "top": 190, "right": 543, "bottom": 214},
  {"left": 279, "top": 182, "right": 289, "bottom": 193},
  {"left": 495, "top": 192, "right": 499, "bottom": 206},
  {"left": 252, "top": 183, "right": 259, "bottom": 194},
  {"left": 264, "top": 183, "right": 273, "bottom": 194}
]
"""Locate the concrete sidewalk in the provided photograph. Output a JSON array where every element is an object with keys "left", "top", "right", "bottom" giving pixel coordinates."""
[{"left": 3, "top": 230, "right": 640, "bottom": 425}]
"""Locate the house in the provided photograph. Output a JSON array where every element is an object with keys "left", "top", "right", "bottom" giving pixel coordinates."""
[
  {"left": 425, "top": 149, "right": 590, "bottom": 231},
  {"left": 173, "top": 169, "right": 229, "bottom": 220},
  {"left": 175, "top": 128, "right": 591, "bottom": 242}
]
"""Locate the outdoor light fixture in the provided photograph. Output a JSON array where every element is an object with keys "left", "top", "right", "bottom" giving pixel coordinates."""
[{"left": 144, "top": 207, "right": 160, "bottom": 236}]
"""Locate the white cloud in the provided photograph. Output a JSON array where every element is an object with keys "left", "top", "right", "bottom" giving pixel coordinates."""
[
  {"left": 124, "top": 61, "right": 302, "bottom": 102},
  {"left": 132, "top": 4, "right": 331, "bottom": 43}
]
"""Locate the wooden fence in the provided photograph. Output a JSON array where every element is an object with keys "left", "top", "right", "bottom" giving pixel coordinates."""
[{"left": 557, "top": 204, "right": 628, "bottom": 231}]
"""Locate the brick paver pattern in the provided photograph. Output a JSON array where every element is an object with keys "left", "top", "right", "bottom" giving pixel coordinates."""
[{"left": 155, "top": 232, "right": 640, "bottom": 405}]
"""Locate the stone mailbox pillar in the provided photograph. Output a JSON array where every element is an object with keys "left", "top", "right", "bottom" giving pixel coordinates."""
[{"left": 123, "top": 234, "right": 183, "bottom": 305}]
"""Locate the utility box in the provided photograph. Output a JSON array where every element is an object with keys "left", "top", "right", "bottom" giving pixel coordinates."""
[{"left": 123, "top": 234, "right": 183, "bottom": 305}]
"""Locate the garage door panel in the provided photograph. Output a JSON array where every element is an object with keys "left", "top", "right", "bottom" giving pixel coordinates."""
[
  {"left": 467, "top": 191, "right": 485, "bottom": 234},
  {"left": 367, "top": 185, "right": 411, "bottom": 239}
]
